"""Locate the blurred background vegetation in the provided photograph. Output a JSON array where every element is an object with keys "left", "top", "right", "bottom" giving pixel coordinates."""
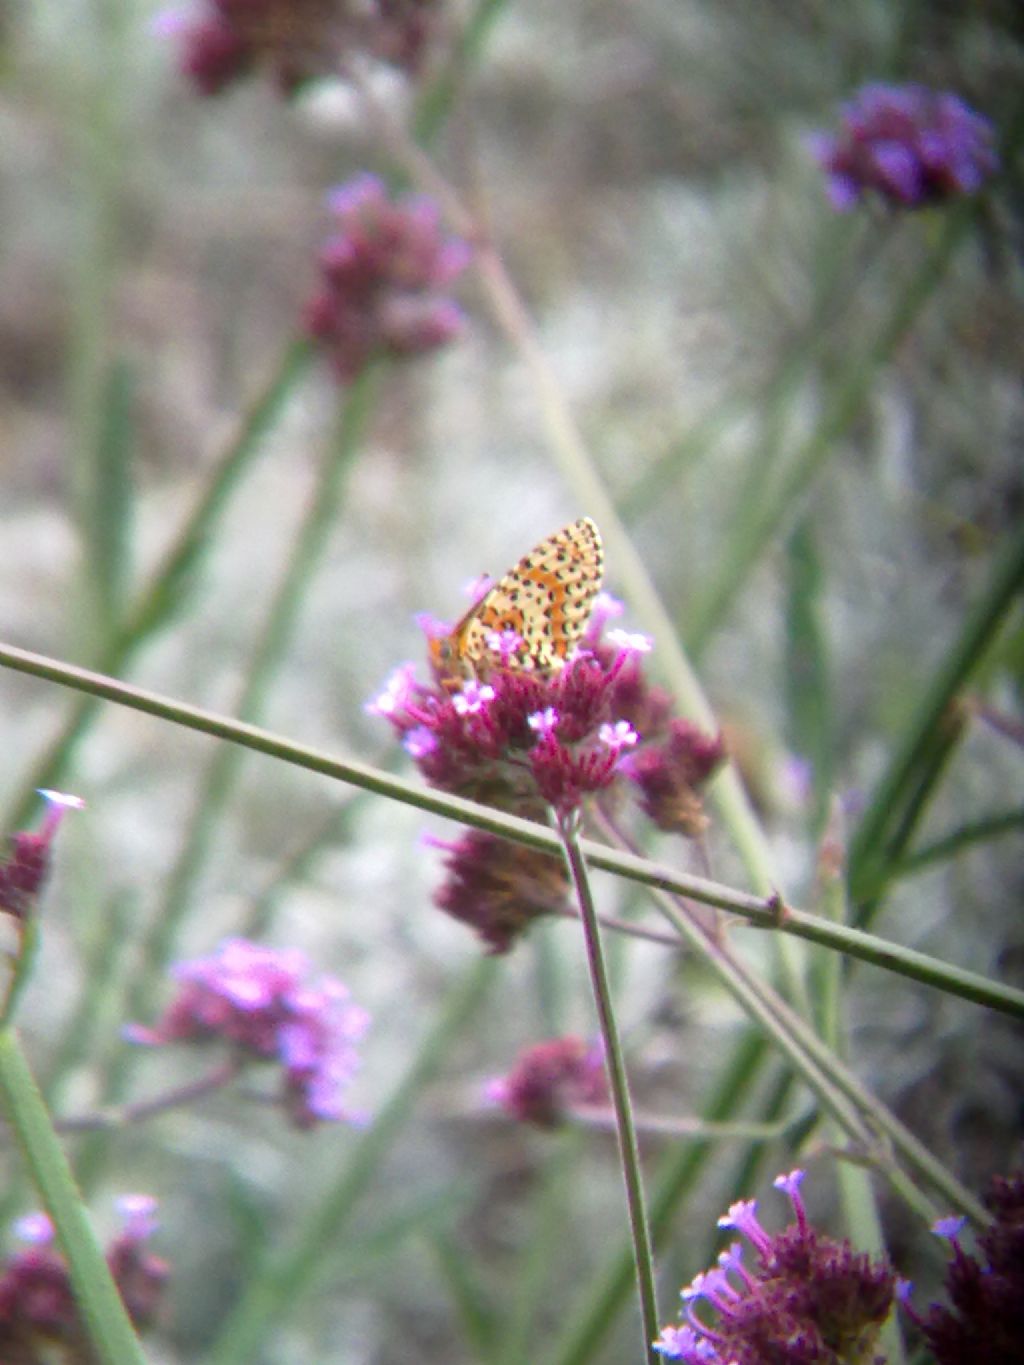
[{"left": 1, "top": 1, "right": 1023, "bottom": 1361}]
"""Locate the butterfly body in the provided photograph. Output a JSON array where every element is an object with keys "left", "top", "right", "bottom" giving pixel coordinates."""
[{"left": 429, "top": 518, "right": 603, "bottom": 685}]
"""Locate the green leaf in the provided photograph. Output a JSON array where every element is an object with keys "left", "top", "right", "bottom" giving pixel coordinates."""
[{"left": 783, "top": 518, "right": 833, "bottom": 829}]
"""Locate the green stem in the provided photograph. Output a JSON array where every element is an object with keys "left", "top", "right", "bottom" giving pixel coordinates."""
[
  {"left": 123, "top": 367, "right": 379, "bottom": 1026},
  {"left": 610, "top": 819, "right": 983, "bottom": 1220},
  {"left": 1, "top": 640, "right": 1022, "bottom": 1023},
  {"left": 574, "top": 1110, "right": 793, "bottom": 1142},
  {"left": 654, "top": 899, "right": 875, "bottom": 1152},
  {"left": 849, "top": 515, "right": 1024, "bottom": 914},
  {"left": 2, "top": 340, "right": 312, "bottom": 834},
  {"left": 0, "top": 921, "right": 40, "bottom": 1031},
  {"left": 547, "top": 1030, "right": 770, "bottom": 1365},
  {"left": 0, "top": 1029, "right": 148, "bottom": 1365},
  {"left": 471, "top": 238, "right": 783, "bottom": 892},
  {"left": 413, "top": 0, "right": 509, "bottom": 145},
  {"left": 684, "top": 202, "right": 973, "bottom": 660},
  {"left": 817, "top": 816, "right": 847, "bottom": 1052},
  {"left": 820, "top": 836, "right": 906, "bottom": 1364},
  {"left": 557, "top": 813, "right": 658, "bottom": 1362},
  {"left": 716, "top": 945, "right": 984, "bottom": 1222},
  {"left": 891, "top": 808, "right": 1024, "bottom": 879},
  {"left": 65, "top": 0, "right": 127, "bottom": 655}
]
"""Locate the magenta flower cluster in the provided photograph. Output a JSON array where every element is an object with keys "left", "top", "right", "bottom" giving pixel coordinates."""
[
  {"left": 811, "top": 83, "right": 998, "bottom": 211},
  {"left": 0, "top": 1197, "right": 167, "bottom": 1354},
  {"left": 485, "top": 1035, "right": 609, "bottom": 1130},
  {"left": 368, "top": 595, "right": 723, "bottom": 950},
  {"left": 654, "top": 1170, "right": 895, "bottom": 1364},
  {"left": 302, "top": 174, "right": 470, "bottom": 381},
  {"left": 129, "top": 938, "right": 369, "bottom": 1130},
  {"left": 0, "top": 790, "right": 83, "bottom": 923},
  {"left": 372, "top": 647, "right": 640, "bottom": 817},
  {"left": 426, "top": 826, "right": 574, "bottom": 954},
  {"left": 370, "top": 597, "right": 718, "bottom": 821},
  {"left": 161, "top": 0, "right": 441, "bottom": 98},
  {"left": 900, "top": 1171, "right": 1024, "bottom": 1364}
]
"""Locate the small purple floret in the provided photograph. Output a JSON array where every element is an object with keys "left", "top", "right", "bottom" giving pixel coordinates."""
[
  {"left": 129, "top": 938, "right": 369, "bottom": 1130},
  {"left": 811, "top": 82, "right": 998, "bottom": 210}
]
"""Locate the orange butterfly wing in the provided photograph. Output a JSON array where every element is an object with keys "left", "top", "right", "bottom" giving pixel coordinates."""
[{"left": 430, "top": 518, "right": 604, "bottom": 683}]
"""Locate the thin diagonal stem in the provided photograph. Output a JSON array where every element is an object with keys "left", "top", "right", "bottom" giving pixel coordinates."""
[
  {"left": 118, "top": 370, "right": 377, "bottom": 1085},
  {"left": 2, "top": 640, "right": 1023, "bottom": 1023},
  {"left": 640, "top": 874, "right": 984, "bottom": 1222},
  {"left": 3, "top": 340, "right": 312, "bottom": 834},
  {"left": 0, "top": 1030, "right": 148, "bottom": 1365},
  {"left": 556, "top": 812, "right": 658, "bottom": 1363},
  {"left": 54, "top": 1059, "right": 241, "bottom": 1133}
]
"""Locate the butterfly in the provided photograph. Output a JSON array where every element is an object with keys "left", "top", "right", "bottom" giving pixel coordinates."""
[{"left": 428, "top": 517, "right": 604, "bottom": 685}]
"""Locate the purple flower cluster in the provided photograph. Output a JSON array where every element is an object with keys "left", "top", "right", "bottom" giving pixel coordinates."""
[
  {"left": 371, "top": 596, "right": 720, "bottom": 822},
  {"left": 370, "top": 627, "right": 643, "bottom": 816},
  {"left": 901, "top": 1172, "right": 1024, "bottom": 1364},
  {"left": 0, "top": 1197, "right": 168, "bottom": 1354},
  {"left": 368, "top": 595, "right": 723, "bottom": 950},
  {"left": 485, "top": 1035, "right": 608, "bottom": 1130},
  {"left": 160, "top": 0, "right": 442, "bottom": 98},
  {"left": 654, "top": 1170, "right": 895, "bottom": 1364},
  {"left": 303, "top": 175, "right": 471, "bottom": 381},
  {"left": 0, "top": 790, "right": 83, "bottom": 923},
  {"left": 428, "top": 828, "right": 574, "bottom": 955},
  {"left": 619, "top": 717, "right": 725, "bottom": 837},
  {"left": 129, "top": 938, "right": 369, "bottom": 1130},
  {"left": 811, "top": 83, "right": 998, "bottom": 211}
]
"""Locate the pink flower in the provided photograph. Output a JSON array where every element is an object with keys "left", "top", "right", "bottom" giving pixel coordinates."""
[
  {"left": 128, "top": 938, "right": 369, "bottom": 1130},
  {"left": 486, "top": 1036, "right": 608, "bottom": 1129},
  {"left": 303, "top": 175, "right": 470, "bottom": 381},
  {"left": 810, "top": 83, "right": 998, "bottom": 211},
  {"left": 0, "top": 790, "right": 84, "bottom": 923},
  {"left": 162, "top": 0, "right": 444, "bottom": 98}
]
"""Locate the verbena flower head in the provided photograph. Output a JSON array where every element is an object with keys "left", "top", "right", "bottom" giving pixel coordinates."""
[
  {"left": 0, "top": 790, "right": 84, "bottom": 923},
  {"left": 654, "top": 1169, "right": 896, "bottom": 1363},
  {"left": 303, "top": 175, "right": 470, "bottom": 381},
  {"left": 104, "top": 1196, "right": 169, "bottom": 1332},
  {"left": 428, "top": 829, "right": 572, "bottom": 955},
  {"left": 368, "top": 594, "right": 723, "bottom": 949},
  {"left": 159, "top": 0, "right": 442, "bottom": 97},
  {"left": 371, "top": 596, "right": 719, "bottom": 821},
  {"left": 901, "top": 1170, "right": 1024, "bottom": 1363},
  {"left": 0, "top": 1196, "right": 168, "bottom": 1352},
  {"left": 618, "top": 718, "right": 725, "bottom": 837},
  {"left": 371, "top": 644, "right": 636, "bottom": 817},
  {"left": 128, "top": 938, "right": 369, "bottom": 1130},
  {"left": 810, "top": 83, "right": 999, "bottom": 211},
  {"left": 485, "top": 1035, "right": 609, "bottom": 1129}
]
